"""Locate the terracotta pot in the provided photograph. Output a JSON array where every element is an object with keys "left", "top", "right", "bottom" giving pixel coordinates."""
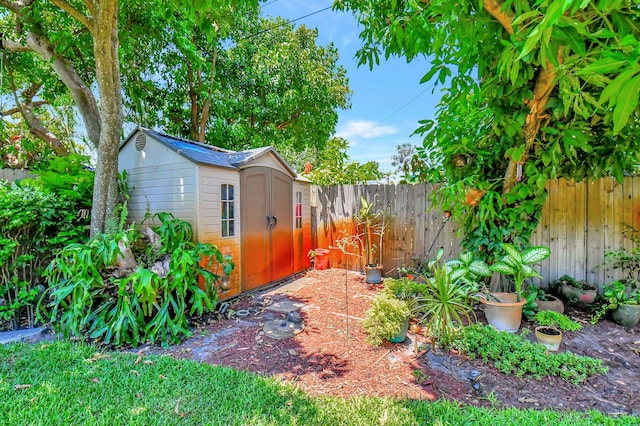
[
  {"left": 365, "top": 264, "right": 383, "bottom": 284},
  {"left": 559, "top": 283, "right": 597, "bottom": 304},
  {"left": 611, "top": 303, "right": 640, "bottom": 329},
  {"left": 535, "top": 326, "right": 563, "bottom": 351},
  {"left": 479, "top": 292, "right": 526, "bottom": 333},
  {"left": 535, "top": 295, "right": 565, "bottom": 314}
]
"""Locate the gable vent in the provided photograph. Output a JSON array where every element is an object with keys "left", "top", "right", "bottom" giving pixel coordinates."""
[{"left": 135, "top": 133, "right": 146, "bottom": 151}]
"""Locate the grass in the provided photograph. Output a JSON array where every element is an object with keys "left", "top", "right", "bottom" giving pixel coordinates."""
[{"left": 1, "top": 341, "right": 637, "bottom": 425}]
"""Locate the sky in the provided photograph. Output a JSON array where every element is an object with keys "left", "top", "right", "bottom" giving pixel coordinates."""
[{"left": 260, "top": 0, "right": 441, "bottom": 173}]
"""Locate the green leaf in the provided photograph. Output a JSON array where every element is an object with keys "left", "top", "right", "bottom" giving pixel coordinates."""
[
  {"left": 502, "top": 244, "right": 521, "bottom": 261},
  {"left": 522, "top": 246, "right": 551, "bottom": 264},
  {"left": 490, "top": 262, "right": 516, "bottom": 276},
  {"left": 468, "top": 260, "right": 491, "bottom": 277},
  {"left": 578, "top": 57, "right": 631, "bottom": 75},
  {"left": 613, "top": 74, "right": 640, "bottom": 134},
  {"left": 556, "top": 27, "right": 586, "bottom": 56},
  {"left": 599, "top": 67, "right": 638, "bottom": 107},
  {"left": 507, "top": 147, "right": 525, "bottom": 162},
  {"left": 542, "top": 1, "right": 568, "bottom": 28},
  {"left": 517, "top": 29, "right": 542, "bottom": 60},
  {"left": 512, "top": 10, "right": 543, "bottom": 27}
]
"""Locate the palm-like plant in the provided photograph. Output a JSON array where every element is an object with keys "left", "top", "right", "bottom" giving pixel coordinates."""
[
  {"left": 489, "top": 244, "right": 551, "bottom": 301},
  {"left": 412, "top": 254, "right": 490, "bottom": 348}
]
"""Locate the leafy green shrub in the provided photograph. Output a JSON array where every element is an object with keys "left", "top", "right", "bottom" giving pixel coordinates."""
[
  {"left": 0, "top": 180, "right": 88, "bottom": 329},
  {"left": 361, "top": 293, "right": 410, "bottom": 346},
  {"left": 591, "top": 280, "right": 640, "bottom": 323},
  {"left": 601, "top": 226, "right": 640, "bottom": 290},
  {"left": 41, "top": 213, "right": 222, "bottom": 347},
  {"left": 382, "top": 277, "right": 428, "bottom": 300},
  {"left": 489, "top": 244, "right": 550, "bottom": 298},
  {"left": 534, "top": 311, "right": 582, "bottom": 332},
  {"left": 455, "top": 324, "right": 607, "bottom": 384},
  {"left": 31, "top": 154, "right": 94, "bottom": 211}
]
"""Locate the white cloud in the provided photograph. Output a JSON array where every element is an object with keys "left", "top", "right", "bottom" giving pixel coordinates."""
[{"left": 336, "top": 120, "right": 398, "bottom": 139}]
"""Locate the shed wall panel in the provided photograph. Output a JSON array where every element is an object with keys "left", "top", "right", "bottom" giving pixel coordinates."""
[
  {"left": 293, "top": 181, "right": 312, "bottom": 272},
  {"left": 196, "top": 166, "right": 242, "bottom": 299},
  {"left": 121, "top": 155, "right": 197, "bottom": 230}
]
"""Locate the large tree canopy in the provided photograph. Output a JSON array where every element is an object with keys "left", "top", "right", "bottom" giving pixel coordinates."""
[
  {"left": 337, "top": 0, "right": 640, "bottom": 259},
  {"left": 0, "top": 0, "right": 260, "bottom": 234},
  {"left": 303, "top": 136, "right": 384, "bottom": 185},
  {"left": 1, "top": 1, "right": 350, "bottom": 234},
  {"left": 125, "top": 14, "right": 351, "bottom": 153}
]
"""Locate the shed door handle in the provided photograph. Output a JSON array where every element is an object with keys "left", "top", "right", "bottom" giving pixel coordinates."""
[
  {"left": 272, "top": 215, "right": 277, "bottom": 228},
  {"left": 266, "top": 215, "right": 272, "bottom": 229}
]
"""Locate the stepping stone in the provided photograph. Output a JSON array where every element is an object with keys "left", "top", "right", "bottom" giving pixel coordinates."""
[
  {"left": 264, "top": 297, "right": 305, "bottom": 314},
  {"left": 263, "top": 319, "right": 304, "bottom": 339},
  {"left": 0, "top": 327, "right": 47, "bottom": 345}
]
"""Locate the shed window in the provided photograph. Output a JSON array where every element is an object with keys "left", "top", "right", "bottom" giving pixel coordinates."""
[
  {"left": 295, "top": 191, "right": 303, "bottom": 229},
  {"left": 221, "top": 184, "right": 235, "bottom": 237}
]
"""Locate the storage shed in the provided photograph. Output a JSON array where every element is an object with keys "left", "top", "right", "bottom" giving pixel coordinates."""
[{"left": 119, "top": 127, "right": 312, "bottom": 299}]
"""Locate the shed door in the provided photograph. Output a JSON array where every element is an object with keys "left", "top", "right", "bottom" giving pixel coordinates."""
[{"left": 240, "top": 167, "right": 293, "bottom": 291}]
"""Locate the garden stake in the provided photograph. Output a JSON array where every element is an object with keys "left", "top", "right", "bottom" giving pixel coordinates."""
[
  {"left": 416, "top": 211, "right": 451, "bottom": 273},
  {"left": 345, "top": 250, "right": 349, "bottom": 351}
]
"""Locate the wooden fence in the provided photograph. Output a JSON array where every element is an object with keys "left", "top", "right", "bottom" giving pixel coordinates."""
[
  {"left": 312, "top": 184, "right": 462, "bottom": 278},
  {"left": 312, "top": 177, "right": 640, "bottom": 291},
  {"left": 0, "top": 168, "right": 36, "bottom": 182}
]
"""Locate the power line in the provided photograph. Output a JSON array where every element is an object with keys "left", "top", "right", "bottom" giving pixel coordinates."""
[
  {"left": 223, "top": 5, "right": 333, "bottom": 48},
  {"left": 361, "top": 86, "right": 431, "bottom": 136},
  {"left": 223, "top": 3, "right": 429, "bottom": 142}
]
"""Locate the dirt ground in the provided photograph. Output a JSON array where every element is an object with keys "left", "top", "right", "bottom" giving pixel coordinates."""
[{"left": 138, "top": 268, "right": 639, "bottom": 417}]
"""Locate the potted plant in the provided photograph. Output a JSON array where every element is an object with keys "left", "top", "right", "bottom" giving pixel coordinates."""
[
  {"left": 479, "top": 243, "right": 551, "bottom": 332},
  {"left": 591, "top": 281, "right": 640, "bottom": 328},
  {"left": 533, "top": 310, "right": 582, "bottom": 352},
  {"left": 532, "top": 288, "right": 564, "bottom": 314},
  {"left": 361, "top": 292, "right": 411, "bottom": 345},
  {"left": 335, "top": 196, "right": 386, "bottom": 284},
  {"left": 218, "top": 254, "right": 235, "bottom": 291},
  {"left": 555, "top": 275, "right": 597, "bottom": 304}
]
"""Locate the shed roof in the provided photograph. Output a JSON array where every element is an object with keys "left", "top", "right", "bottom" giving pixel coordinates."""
[{"left": 121, "top": 127, "right": 298, "bottom": 178}]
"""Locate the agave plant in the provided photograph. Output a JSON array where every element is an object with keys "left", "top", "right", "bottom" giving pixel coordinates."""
[{"left": 490, "top": 244, "right": 551, "bottom": 300}]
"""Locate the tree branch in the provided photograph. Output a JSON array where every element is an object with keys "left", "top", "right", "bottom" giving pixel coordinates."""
[
  {"left": 0, "top": 0, "right": 26, "bottom": 14},
  {"left": 199, "top": 46, "right": 218, "bottom": 142},
  {"left": 2, "top": 32, "right": 101, "bottom": 148},
  {"left": 1, "top": 38, "right": 33, "bottom": 52},
  {"left": 6, "top": 61, "right": 68, "bottom": 155},
  {"left": 186, "top": 62, "right": 200, "bottom": 140},
  {"left": 2, "top": 100, "right": 48, "bottom": 116},
  {"left": 82, "top": 0, "right": 98, "bottom": 21},
  {"left": 50, "top": 0, "right": 93, "bottom": 31},
  {"left": 276, "top": 109, "right": 302, "bottom": 130},
  {"left": 483, "top": 0, "right": 514, "bottom": 35},
  {"left": 502, "top": 52, "right": 562, "bottom": 194}
]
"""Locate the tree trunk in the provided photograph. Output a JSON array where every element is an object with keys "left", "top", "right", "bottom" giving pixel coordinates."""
[
  {"left": 481, "top": 0, "right": 560, "bottom": 195},
  {"left": 502, "top": 58, "right": 559, "bottom": 194},
  {"left": 198, "top": 47, "right": 218, "bottom": 143},
  {"left": 90, "top": 0, "right": 123, "bottom": 236}
]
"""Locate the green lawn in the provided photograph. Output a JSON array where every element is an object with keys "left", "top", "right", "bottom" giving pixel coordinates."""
[{"left": 0, "top": 341, "right": 636, "bottom": 425}]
